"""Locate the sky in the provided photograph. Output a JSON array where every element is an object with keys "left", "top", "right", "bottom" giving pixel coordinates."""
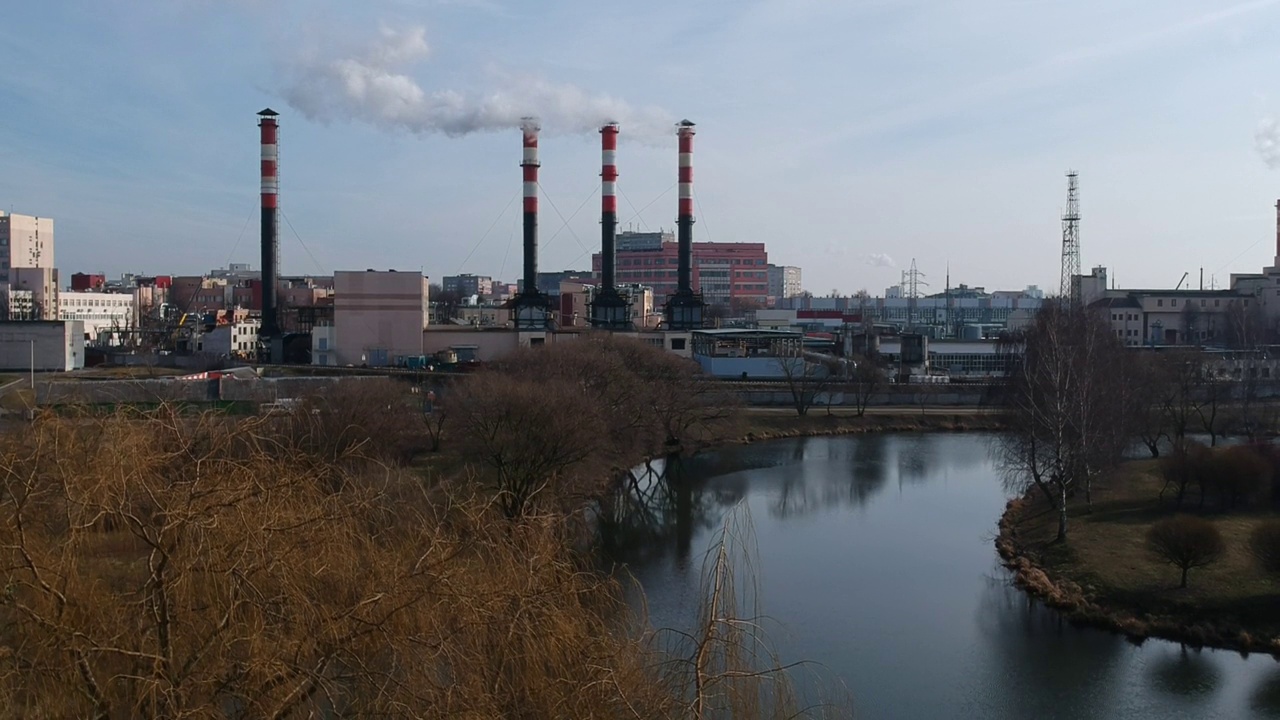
[{"left": 4, "top": 0, "right": 1280, "bottom": 296}]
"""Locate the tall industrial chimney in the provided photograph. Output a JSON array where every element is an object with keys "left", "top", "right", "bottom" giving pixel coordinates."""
[
  {"left": 677, "top": 120, "right": 694, "bottom": 294},
  {"left": 664, "top": 120, "right": 704, "bottom": 330},
  {"left": 1273, "top": 199, "right": 1280, "bottom": 268},
  {"left": 258, "top": 108, "right": 281, "bottom": 361},
  {"left": 601, "top": 123, "right": 619, "bottom": 291},
  {"left": 512, "top": 118, "right": 551, "bottom": 329},
  {"left": 522, "top": 119, "right": 539, "bottom": 295},
  {"left": 590, "top": 122, "right": 630, "bottom": 329}
]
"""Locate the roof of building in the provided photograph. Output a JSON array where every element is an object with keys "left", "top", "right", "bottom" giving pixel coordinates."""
[{"left": 1088, "top": 296, "right": 1142, "bottom": 309}]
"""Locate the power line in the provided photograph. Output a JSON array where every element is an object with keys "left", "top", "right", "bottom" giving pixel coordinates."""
[
  {"left": 541, "top": 183, "right": 599, "bottom": 252},
  {"left": 457, "top": 188, "right": 519, "bottom": 273},
  {"left": 693, "top": 188, "right": 711, "bottom": 243},
  {"left": 619, "top": 183, "right": 676, "bottom": 229},
  {"left": 538, "top": 181, "right": 591, "bottom": 257},
  {"left": 223, "top": 207, "right": 255, "bottom": 268},
  {"left": 281, "top": 210, "right": 326, "bottom": 275}
]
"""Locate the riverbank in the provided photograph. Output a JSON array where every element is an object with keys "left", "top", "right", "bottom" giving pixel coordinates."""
[
  {"left": 997, "top": 463, "right": 1280, "bottom": 656},
  {"left": 733, "top": 407, "right": 1005, "bottom": 446}
]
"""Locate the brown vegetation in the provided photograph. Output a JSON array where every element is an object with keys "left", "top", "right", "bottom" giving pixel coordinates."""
[
  {"left": 1146, "top": 515, "right": 1225, "bottom": 588},
  {"left": 0, "top": 335, "right": 850, "bottom": 718}
]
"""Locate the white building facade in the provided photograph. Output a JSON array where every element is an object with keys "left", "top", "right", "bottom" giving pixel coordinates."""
[
  {"left": 0, "top": 212, "right": 54, "bottom": 288},
  {"left": 58, "top": 291, "right": 135, "bottom": 344}
]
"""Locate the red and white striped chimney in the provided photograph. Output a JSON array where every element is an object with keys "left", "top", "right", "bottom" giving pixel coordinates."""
[
  {"left": 601, "top": 123, "right": 619, "bottom": 290},
  {"left": 676, "top": 120, "right": 696, "bottom": 295},
  {"left": 257, "top": 108, "right": 280, "bottom": 345},
  {"left": 521, "top": 118, "right": 540, "bottom": 296}
]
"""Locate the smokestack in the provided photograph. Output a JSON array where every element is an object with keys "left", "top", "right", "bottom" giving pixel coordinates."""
[
  {"left": 521, "top": 118, "right": 540, "bottom": 296},
  {"left": 601, "top": 123, "right": 619, "bottom": 291},
  {"left": 1274, "top": 199, "right": 1280, "bottom": 267},
  {"left": 258, "top": 108, "right": 280, "bottom": 357},
  {"left": 677, "top": 120, "right": 695, "bottom": 295}
]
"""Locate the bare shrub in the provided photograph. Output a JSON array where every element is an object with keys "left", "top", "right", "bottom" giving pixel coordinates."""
[
  {"left": 1158, "top": 440, "right": 1210, "bottom": 508},
  {"left": 0, "top": 407, "right": 691, "bottom": 718},
  {"left": 1147, "top": 515, "right": 1225, "bottom": 588},
  {"left": 451, "top": 372, "right": 605, "bottom": 518},
  {"left": 1248, "top": 520, "right": 1280, "bottom": 577},
  {"left": 284, "top": 377, "right": 427, "bottom": 465}
]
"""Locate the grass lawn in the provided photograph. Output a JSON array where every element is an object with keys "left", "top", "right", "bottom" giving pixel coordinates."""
[{"left": 1010, "top": 461, "right": 1280, "bottom": 648}]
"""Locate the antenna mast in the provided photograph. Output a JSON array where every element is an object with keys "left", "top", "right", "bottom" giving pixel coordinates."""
[{"left": 1060, "top": 171, "right": 1081, "bottom": 305}]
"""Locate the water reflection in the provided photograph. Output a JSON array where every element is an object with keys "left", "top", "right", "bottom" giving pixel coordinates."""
[
  {"left": 616, "top": 434, "right": 1280, "bottom": 719},
  {"left": 1252, "top": 669, "right": 1280, "bottom": 716},
  {"left": 1150, "top": 646, "right": 1221, "bottom": 697}
]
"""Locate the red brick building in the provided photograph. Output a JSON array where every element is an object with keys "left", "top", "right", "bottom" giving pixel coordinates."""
[
  {"left": 70, "top": 273, "right": 105, "bottom": 291},
  {"left": 591, "top": 231, "right": 768, "bottom": 308}
]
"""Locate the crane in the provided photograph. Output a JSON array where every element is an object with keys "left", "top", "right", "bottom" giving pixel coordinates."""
[{"left": 1174, "top": 272, "right": 1189, "bottom": 291}]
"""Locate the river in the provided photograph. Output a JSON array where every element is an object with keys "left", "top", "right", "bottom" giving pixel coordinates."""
[{"left": 607, "top": 433, "right": 1280, "bottom": 719}]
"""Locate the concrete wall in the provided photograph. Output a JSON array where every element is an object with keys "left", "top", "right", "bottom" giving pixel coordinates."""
[
  {"left": 333, "top": 271, "right": 429, "bottom": 366},
  {"left": 0, "top": 321, "right": 84, "bottom": 371}
]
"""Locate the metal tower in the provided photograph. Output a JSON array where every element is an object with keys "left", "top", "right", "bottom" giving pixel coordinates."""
[
  {"left": 905, "top": 258, "right": 927, "bottom": 327},
  {"left": 1060, "top": 171, "right": 1081, "bottom": 304}
]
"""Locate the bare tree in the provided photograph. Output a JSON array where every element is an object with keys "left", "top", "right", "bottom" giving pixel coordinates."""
[
  {"left": 848, "top": 353, "right": 885, "bottom": 417},
  {"left": 452, "top": 372, "right": 604, "bottom": 518},
  {"left": 998, "top": 301, "right": 1129, "bottom": 539},
  {"left": 776, "top": 353, "right": 836, "bottom": 417},
  {"left": 1146, "top": 515, "right": 1224, "bottom": 588}
]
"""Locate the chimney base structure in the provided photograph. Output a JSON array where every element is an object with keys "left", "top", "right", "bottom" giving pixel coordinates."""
[
  {"left": 512, "top": 118, "right": 552, "bottom": 330},
  {"left": 257, "top": 108, "right": 283, "bottom": 363},
  {"left": 664, "top": 120, "right": 705, "bottom": 331},
  {"left": 590, "top": 123, "right": 632, "bottom": 330}
]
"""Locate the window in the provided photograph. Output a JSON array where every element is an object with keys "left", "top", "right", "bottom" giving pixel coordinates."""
[
  {"left": 1201, "top": 299, "right": 1206, "bottom": 307},
  {"left": 1158, "top": 299, "right": 1164, "bottom": 307},
  {"left": 1172, "top": 299, "right": 1178, "bottom": 307},
  {"left": 670, "top": 338, "right": 686, "bottom": 350}
]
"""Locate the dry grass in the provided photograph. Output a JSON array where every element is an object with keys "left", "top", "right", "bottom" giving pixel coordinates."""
[{"left": 1005, "top": 462, "right": 1280, "bottom": 651}]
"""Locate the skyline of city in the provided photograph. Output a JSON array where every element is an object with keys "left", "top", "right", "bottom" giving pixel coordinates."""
[{"left": 6, "top": 2, "right": 1280, "bottom": 295}]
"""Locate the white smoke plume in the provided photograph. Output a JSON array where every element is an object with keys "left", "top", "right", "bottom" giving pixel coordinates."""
[
  {"left": 1257, "top": 117, "right": 1280, "bottom": 169},
  {"left": 283, "top": 25, "right": 674, "bottom": 138},
  {"left": 862, "top": 253, "right": 896, "bottom": 268}
]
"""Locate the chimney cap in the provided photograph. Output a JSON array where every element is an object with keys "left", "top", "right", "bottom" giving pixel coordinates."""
[
  {"left": 258, "top": 108, "right": 279, "bottom": 117},
  {"left": 677, "top": 119, "right": 696, "bottom": 127}
]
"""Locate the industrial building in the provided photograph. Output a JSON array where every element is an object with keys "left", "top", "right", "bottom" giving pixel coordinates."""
[
  {"left": 322, "top": 270, "right": 430, "bottom": 366},
  {"left": 593, "top": 233, "right": 768, "bottom": 308},
  {"left": 0, "top": 321, "right": 85, "bottom": 371},
  {"left": 57, "top": 291, "right": 135, "bottom": 345}
]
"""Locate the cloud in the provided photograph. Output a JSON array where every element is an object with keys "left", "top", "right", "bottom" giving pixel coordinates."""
[
  {"left": 862, "top": 252, "right": 896, "bottom": 268},
  {"left": 282, "top": 25, "right": 674, "bottom": 139},
  {"left": 1256, "top": 117, "right": 1280, "bottom": 168}
]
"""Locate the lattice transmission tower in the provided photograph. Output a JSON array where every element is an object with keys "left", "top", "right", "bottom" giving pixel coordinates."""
[
  {"left": 1060, "top": 171, "right": 1081, "bottom": 304},
  {"left": 903, "top": 258, "right": 927, "bottom": 326}
]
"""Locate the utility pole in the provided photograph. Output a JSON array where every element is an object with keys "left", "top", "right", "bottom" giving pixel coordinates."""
[{"left": 1060, "top": 171, "right": 1082, "bottom": 305}]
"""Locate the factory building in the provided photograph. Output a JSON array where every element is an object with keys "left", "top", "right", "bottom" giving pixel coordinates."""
[
  {"left": 593, "top": 232, "right": 768, "bottom": 308},
  {"left": 321, "top": 270, "right": 429, "bottom": 367}
]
